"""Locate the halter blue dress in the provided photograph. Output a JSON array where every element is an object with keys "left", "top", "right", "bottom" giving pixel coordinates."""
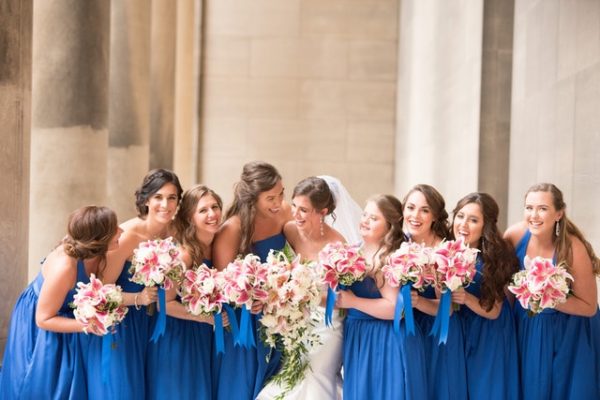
[
  {"left": 514, "top": 230, "right": 600, "bottom": 399},
  {"left": 146, "top": 260, "right": 214, "bottom": 399},
  {"left": 343, "top": 277, "right": 428, "bottom": 400},
  {"left": 0, "top": 259, "right": 89, "bottom": 399},
  {"left": 83, "top": 261, "right": 152, "bottom": 400},
  {"left": 213, "top": 233, "right": 286, "bottom": 400},
  {"left": 457, "top": 256, "right": 519, "bottom": 399},
  {"left": 413, "top": 286, "right": 467, "bottom": 400}
]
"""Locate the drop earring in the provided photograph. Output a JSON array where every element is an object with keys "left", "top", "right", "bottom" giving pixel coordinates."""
[{"left": 555, "top": 220, "right": 560, "bottom": 236}]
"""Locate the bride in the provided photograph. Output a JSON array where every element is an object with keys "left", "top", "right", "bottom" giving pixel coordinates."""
[{"left": 257, "top": 175, "right": 362, "bottom": 400}]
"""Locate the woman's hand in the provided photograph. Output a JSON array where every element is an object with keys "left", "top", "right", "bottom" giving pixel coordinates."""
[
  {"left": 335, "top": 289, "right": 356, "bottom": 309},
  {"left": 251, "top": 300, "right": 263, "bottom": 314},
  {"left": 451, "top": 288, "right": 467, "bottom": 305},
  {"left": 410, "top": 289, "right": 421, "bottom": 307},
  {"left": 139, "top": 286, "right": 158, "bottom": 306}
]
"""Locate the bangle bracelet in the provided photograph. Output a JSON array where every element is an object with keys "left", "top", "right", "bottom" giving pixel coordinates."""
[{"left": 134, "top": 294, "right": 141, "bottom": 310}]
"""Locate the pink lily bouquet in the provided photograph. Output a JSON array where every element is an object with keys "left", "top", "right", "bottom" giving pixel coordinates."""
[
  {"left": 129, "top": 237, "right": 185, "bottom": 341},
  {"left": 432, "top": 238, "right": 479, "bottom": 292},
  {"left": 508, "top": 255, "right": 573, "bottom": 314},
  {"left": 179, "top": 263, "right": 225, "bottom": 317},
  {"left": 220, "top": 253, "right": 270, "bottom": 348},
  {"left": 72, "top": 274, "right": 128, "bottom": 335},
  {"left": 429, "top": 238, "right": 479, "bottom": 344},
  {"left": 318, "top": 241, "right": 367, "bottom": 327},
  {"left": 259, "top": 250, "right": 322, "bottom": 397},
  {"left": 382, "top": 241, "right": 435, "bottom": 335}
]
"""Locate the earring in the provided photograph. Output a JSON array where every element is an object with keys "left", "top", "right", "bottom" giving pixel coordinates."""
[
  {"left": 555, "top": 220, "right": 560, "bottom": 236},
  {"left": 320, "top": 216, "right": 325, "bottom": 237}
]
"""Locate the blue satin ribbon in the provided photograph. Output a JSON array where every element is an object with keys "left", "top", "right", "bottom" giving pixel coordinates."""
[
  {"left": 325, "top": 287, "right": 336, "bottom": 327},
  {"left": 150, "top": 287, "right": 167, "bottom": 343},
  {"left": 101, "top": 334, "right": 112, "bottom": 383},
  {"left": 238, "top": 305, "right": 255, "bottom": 348},
  {"left": 214, "top": 312, "right": 225, "bottom": 354},
  {"left": 393, "top": 283, "right": 415, "bottom": 335},
  {"left": 429, "top": 290, "right": 451, "bottom": 344},
  {"left": 223, "top": 304, "right": 240, "bottom": 345}
]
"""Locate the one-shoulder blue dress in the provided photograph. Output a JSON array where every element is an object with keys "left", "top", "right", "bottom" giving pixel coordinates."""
[
  {"left": 457, "top": 256, "right": 519, "bottom": 399},
  {"left": 0, "top": 260, "right": 89, "bottom": 399},
  {"left": 213, "top": 233, "right": 286, "bottom": 400},
  {"left": 343, "top": 277, "right": 428, "bottom": 400},
  {"left": 146, "top": 260, "right": 214, "bottom": 399},
  {"left": 514, "top": 230, "right": 600, "bottom": 399}
]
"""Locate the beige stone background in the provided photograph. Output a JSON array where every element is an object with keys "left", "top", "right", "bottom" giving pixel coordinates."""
[{"left": 1, "top": 0, "right": 599, "bottom": 357}]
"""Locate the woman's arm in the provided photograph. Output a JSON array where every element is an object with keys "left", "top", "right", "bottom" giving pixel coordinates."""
[
  {"left": 412, "top": 292, "right": 440, "bottom": 316},
  {"left": 554, "top": 237, "right": 598, "bottom": 317},
  {"left": 451, "top": 288, "right": 502, "bottom": 319},
  {"left": 335, "top": 280, "right": 398, "bottom": 320},
  {"left": 213, "top": 218, "right": 242, "bottom": 270}
]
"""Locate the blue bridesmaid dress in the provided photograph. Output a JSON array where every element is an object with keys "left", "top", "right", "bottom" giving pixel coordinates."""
[
  {"left": 213, "top": 233, "right": 286, "bottom": 400},
  {"left": 145, "top": 260, "right": 214, "bottom": 399},
  {"left": 414, "top": 286, "right": 467, "bottom": 400},
  {"left": 83, "top": 261, "right": 152, "bottom": 400},
  {"left": 457, "top": 256, "right": 519, "bottom": 399},
  {"left": 0, "top": 260, "right": 89, "bottom": 399},
  {"left": 514, "top": 230, "right": 600, "bottom": 399},
  {"left": 343, "top": 277, "right": 428, "bottom": 400}
]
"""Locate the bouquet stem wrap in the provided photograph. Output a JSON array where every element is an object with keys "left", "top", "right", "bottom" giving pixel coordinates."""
[
  {"left": 394, "top": 283, "right": 415, "bottom": 335},
  {"left": 429, "top": 290, "right": 451, "bottom": 344},
  {"left": 150, "top": 287, "right": 167, "bottom": 342}
]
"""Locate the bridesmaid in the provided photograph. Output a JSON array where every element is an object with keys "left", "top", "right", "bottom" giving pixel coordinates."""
[
  {"left": 257, "top": 176, "right": 346, "bottom": 400},
  {"left": 146, "top": 185, "right": 225, "bottom": 399},
  {"left": 337, "top": 194, "right": 428, "bottom": 400},
  {"left": 450, "top": 193, "right": 519, "bottom": 399},
  {"left": 505, "top": 183, "right": 600, "bottom": 399},
  {"left": 0, "top": 206, "right": 120, "bottom": 399},
  {"left": 212, "top": 161, "right": 292, "bottom": 399},
  {"left": 85, "top": 169, "right": 183, "bottom": 399},
  {"left": 402, "top": 184, "right": 467, "bottom": 400}
]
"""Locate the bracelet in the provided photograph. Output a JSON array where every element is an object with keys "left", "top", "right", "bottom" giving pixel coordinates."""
[{"left": 134, "top": 294, "right": 141, "bottom": 310}]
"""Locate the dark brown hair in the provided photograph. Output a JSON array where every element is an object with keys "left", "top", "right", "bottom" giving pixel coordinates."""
[
  {"left": 402, "top": 184, "right": 450, "bottom": 240},
  {"left": 134, "top": 169, "right": 183, "bottom": 218},
  {"left": 292, "top": 176, "right": 336, "bottom": 218}
]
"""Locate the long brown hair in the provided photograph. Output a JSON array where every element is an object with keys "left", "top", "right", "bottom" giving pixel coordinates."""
[
  {"left": 451, "top": 193, "right": 518, "bottom": 311},
  {"left": 225, "top": 161, "right": 282, "bottom": 255},
  {"left": 173, "top": 185, "right": 223, "bottom": 267},
  {"left": 368, "top": 194, "right": 406, "bottom": 271},
  {"left": 402, "top": 184, "right": 450, "bottom": 240},
  {"left": 526, "top": 183, "right": 600, "bottom": 275},
  {"left": 62, "top": 206, "right": 118, "bottom": 279}
]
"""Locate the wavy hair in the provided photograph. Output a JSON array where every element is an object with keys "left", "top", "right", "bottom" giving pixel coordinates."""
[
  {"left": 451, "top": 193, "right": 518, "bottom": 311},
  {"left": 173, "top": 185, "right": 223, "bottom": 267},
  {"left": 526, "top": 183, "right": 600, "bottom": 275},
  {"left": 134, "top": 169, "right": 183, "bottom": 218},
  {"left": 367, "top": 194, "right": 406, "bottom": 272},
  {"left": 225, "top": 161, "right": 282, "bottom": 255}
]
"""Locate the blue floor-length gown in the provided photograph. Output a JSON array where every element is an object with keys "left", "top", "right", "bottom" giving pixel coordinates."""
[
  {"left": 145, "top": 260, "right": 214, "bottom": 399},
  {"left": 0, "top": 260, "right": 89, "bottom": 399},
  {"left": 514, "top": 230, "right": 600, "bottom": 400},
  {"left": 414, "top": 286, "right": 468, "bottom": 400},
  {"left": 83, "top": 261, "right": 152, "bottom": 400},
  {"left": 213, "top": 233, "right": 286, "bottom": 400},
  {"left": 457, "top": 256, "right": 519, "bottom": 399},
  {"left": 343, "top": 277, "right": 428, "bottom": 400}
]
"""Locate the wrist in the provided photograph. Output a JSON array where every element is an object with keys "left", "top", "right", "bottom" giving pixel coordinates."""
[{"left": 134, "top": 294, "right": 141, "bottom": 310}]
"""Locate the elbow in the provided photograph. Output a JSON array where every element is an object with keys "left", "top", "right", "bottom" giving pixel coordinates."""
[{"left": 582, "top": 304, "right": 598, "bottom": 317}]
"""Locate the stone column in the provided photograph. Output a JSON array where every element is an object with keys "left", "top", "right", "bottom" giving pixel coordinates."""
[
  {"left": 478, "top": 0, "right": 514, "bottom": 230},
  {"left": 173, "top": 0, "right": 202, "bottom": 187},
  {"left": 395, "top": 0, "right": 484, "bottom": 208},
  {"left": 0, "top": 0, "right": 32, "bottom": 360},
  {"left": 107, "top": 0, "right": 151, "bottom": 220},
  {"left": 29, "top": 0, "right": 110, "bottom": 277},
  {"left": 149, "top": 0, "right": 177, "bottom": 170}
]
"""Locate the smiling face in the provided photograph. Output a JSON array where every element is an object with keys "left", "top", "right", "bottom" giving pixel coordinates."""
[
  {"left": 146, "top": 183, "right": 180, "bottom": 224},
  {"left": 192, "top": 194, "right": 222, "bottom": 235},
  {"left": 402, "top": 190, "right": 435, "bottom": 242},
  {"left": 360, "top": 201, "right": 389, "bottom": 245},
  {"left": 453, "top": 202, "right": 484, "bottom": 248},
  {"left": 292, "top": 194, "right": 322, "bottom": 234},
  {"left": 524, "top": 190, "right": 563, "bottom": 238},
  {"left": 255, "top": 179, "right": 284, "bottom": 218}
]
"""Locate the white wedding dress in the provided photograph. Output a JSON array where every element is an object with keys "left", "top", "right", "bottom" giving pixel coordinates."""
[{"left": 256, "top": 306, "right": 344, "bottom": 400}]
